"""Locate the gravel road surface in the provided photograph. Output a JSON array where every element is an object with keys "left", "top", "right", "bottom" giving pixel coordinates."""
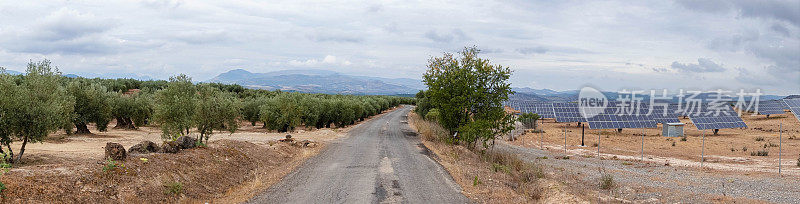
[
  {"left": 496, "top": 141, "right": 800, "bottom": 203},
  {"left": 248, "top": 106, "right": 468, "bottom": 204}
]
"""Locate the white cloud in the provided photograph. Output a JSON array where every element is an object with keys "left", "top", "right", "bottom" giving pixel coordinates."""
[{"left": 0, "top": 0, "right": 796, "bottom": 94}]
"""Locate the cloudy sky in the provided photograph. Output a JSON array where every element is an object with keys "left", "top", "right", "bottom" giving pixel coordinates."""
[{"left": 0, "top": 0, "right": 798, "bottom": 95}]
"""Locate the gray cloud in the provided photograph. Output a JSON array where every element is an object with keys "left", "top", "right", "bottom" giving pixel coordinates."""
[
  {"left": 424, "top": 29, "right": 470, "bottom": 43},
  {"left": 671, "top": 58, "right": 727, "bottom": 73},
  {"left": 0, "top": 0, "right": 796, "bottom": 94},
  {"left": 770, "top": 23, "right": 791, "bottom": 37},
  {"left": 677, "top": 0, "right": 800, "bottom": 27},
  {"left": 516, "top": 46, "right": 548, "bottom": 54}
]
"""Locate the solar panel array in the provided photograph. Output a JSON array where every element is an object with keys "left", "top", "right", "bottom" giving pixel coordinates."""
[
  {"left": 503, "top": 100, "right": 555, "bottom": 118},
  {"left": 744, "top": 100, "right": 788, "bottom": 115},
  {"left": 586, "top": 107, "right": 658, "bottom": 129},
  {"left": 552, "top": 103, "right": 586, "bottom": 123},
  {"left": 646, "top": 106, "right": 681, "bottom": 123},
  {"left": 784, "top": 99, "right": 800, "bottom": 121},
  {"left": 687, "top": 104, "right": 747, "bottom": 130}
]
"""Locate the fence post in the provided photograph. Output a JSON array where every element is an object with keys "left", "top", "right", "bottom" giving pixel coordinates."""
[
  {"left": 641, "top": 128, "right": 645, "bottom": 161},
  {"left": 701, "top": 129, "right": 706, "bottom": 169},
  {"left": 779, "top": 123, "right": 783, "bottom": 175}
]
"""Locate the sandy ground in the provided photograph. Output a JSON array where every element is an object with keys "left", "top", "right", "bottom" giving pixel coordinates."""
[
  {"left": 510, "top": 112, "right": 800, "bottom": 175},
  {"left": 13, "top": 121, "right": 347, "bottom": 168}
]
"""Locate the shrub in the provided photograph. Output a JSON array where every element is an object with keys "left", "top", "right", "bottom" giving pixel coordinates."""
[
  {"left": 163, "top": 181, "right": 183, "bottom": 195},
  {"left": 102, "top": 158, "right": 122, "bottom": 173},
  {"left": 680, "top": 137, "right": 687, "bottom": 141},
  {"left": 672, "top": 141, "right": 676, "bottom": 146},
  {"left": 742, "top": 146, "right": 748, "bottom": 152},
  {"left": 424, "top": 108, "right": 440, "bottom": 122},
  {"left": 755, "top": 137, "right": 764, "bottom": 141},
  {"left": 797, "top": 154, "right": 800, "bottom": 167},
  {"left": 751, "top": 150, "right": 769, "bottom": 156},
  {"left": 599, "top": 174, "right": 614, "bottom": 190}
]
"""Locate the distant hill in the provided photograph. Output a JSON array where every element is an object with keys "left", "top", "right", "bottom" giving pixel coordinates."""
[
  {"left": 208, "top": 69, "right": 424, "bottom": 95},
  {"left": 1, "top": 69, "right": 22, "bottom": 75}
]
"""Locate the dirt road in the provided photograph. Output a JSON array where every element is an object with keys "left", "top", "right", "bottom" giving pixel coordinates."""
[
  {"left": 496, "top": 141, "right": 800, "bottom": 203},
  {"left": 248, "top": 106, "right": 468, "bottom": 203}
]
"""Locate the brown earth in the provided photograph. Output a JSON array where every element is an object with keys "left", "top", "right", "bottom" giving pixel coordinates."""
[
  {"left": 408, "top": 111, "right": 587, "bottom": 203},
  {"left": 0, "top": 106, "right": 401, "bottom": 203}
]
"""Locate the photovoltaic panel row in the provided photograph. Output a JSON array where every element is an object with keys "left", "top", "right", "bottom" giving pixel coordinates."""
[
  {"left": 600, "top": 102, "right": 680, "bottom": 124},
  {"left": 504, "top": 100, "right": 555, "bottom": 118},
  {"left": 784, "top": 99, "right": 800, "bottom": 122},
  {"left": 552, "top": 103, "right": 586, "bottom": 123},
  {"left": 692, "top": 116, "right": 747, "bottom": 130},
  {"left": 790, "top": 108, "right": 800, "bottom": 122},
  {"left": 647, "top": 106, "right": 681, "bottom": 123},
  {"left": 688, "top": 105, "right": 747, "bottom": 130},
  {"left": 747, "top": 100, "right": 787, "bottom": 115},
  {"left": 586, "top": 107, "right": 658, "bottom": 130},
  {"left": 784, "top": 99, "right": 800, "bottom": 108}
]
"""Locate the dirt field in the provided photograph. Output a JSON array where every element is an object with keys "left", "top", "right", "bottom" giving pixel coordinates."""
[
  {"left": 510, "top": 112, "right": 800, "bottom": 175},
  {"left": 0, "top": 107, "right": 399, "bottom": 203}
]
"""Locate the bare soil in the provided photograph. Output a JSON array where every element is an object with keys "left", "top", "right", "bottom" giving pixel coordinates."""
[{"left": 0, "top": 107, "right": 400, "bottom": 203}]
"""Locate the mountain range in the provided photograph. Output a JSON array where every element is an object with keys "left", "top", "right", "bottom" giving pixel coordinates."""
[{"left": 208, "top": 69, "right": 426, "bottom": 95}]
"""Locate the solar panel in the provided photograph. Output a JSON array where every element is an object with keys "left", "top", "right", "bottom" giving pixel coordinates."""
[
  {"left": 749, "top": 100, "right": 787, "bottom": 115},
  {"left": 784, "top": 99, "right": 800, "bottom": 108},
  {"left": 552, "top": 102, "right": 586, "bottom": 123},
  {"left": 586, "top": 107, "right": 658, "bottom": 129},
  {"left": 646, "top": 106, "right": 681, "bottom": 124},
  {"left": 504, "top": 100, "right": 555, "bottom": 118},
  {"left": 688, "top": 105, "right": 747, "bottom": 130},
  {"left": 785, "top": 99, "right": 800, "bottom": 122},
  {"left": 790, "top": 107, "right": 800, "bottom": 121}
]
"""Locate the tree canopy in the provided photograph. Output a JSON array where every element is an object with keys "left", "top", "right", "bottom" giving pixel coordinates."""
[{"left": 422, "top": 47, "right": 514, "bottom": 148}]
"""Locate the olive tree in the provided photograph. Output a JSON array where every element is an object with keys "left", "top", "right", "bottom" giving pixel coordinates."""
[
  {"left": 242, "top": 96, "right": 266, "bottom": 126},
  {"left": 194, "top": 85, "right": 241, "bottom": 143},
  {"left": 110, "top": 92, "right": 153, "bottom": 129},
  {"left": 153, "top": 74, "right": 196, "bottom": 140},
  {"left": 67, "top": 81, "right": 113, "bottom": 134},
  {"left": 259, "top": 94, "right": 302, "bottom": 132},
  {"left": 0, "top": 60, "right": 75, "bottom": 162}
]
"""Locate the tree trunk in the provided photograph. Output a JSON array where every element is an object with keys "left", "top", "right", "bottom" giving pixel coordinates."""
[
  {"left": 115, "top": 117, "right": 137, "bottom": 129},
  {"left": 6, "top": 143, "right": 14, "bottom": 163},
  {"left": 16, "top": 136, "right": 28, "bottom": 163},
  {"left": 115, "top": 117, "right": 128, "bottom": 128},
  {"left": 76, "top": 122, "right": 91, "bottom": 134}
]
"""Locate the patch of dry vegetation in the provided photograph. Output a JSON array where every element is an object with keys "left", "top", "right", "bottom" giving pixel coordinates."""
[
  {"left": 0, "top": 140, "right": 316, "bottom": 203},
  {"left": 409, "top": 111, "right": 583, "bottom": 203}
]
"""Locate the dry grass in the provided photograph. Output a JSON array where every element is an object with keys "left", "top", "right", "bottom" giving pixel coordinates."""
[{"left": 408, "top": 111, "right": 583, "bottom": 203}]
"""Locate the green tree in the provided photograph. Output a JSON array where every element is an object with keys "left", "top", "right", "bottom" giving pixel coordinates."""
[
  {"left": 259, "top": 94, "right": 303, "bottom": 132},
  {"left": 242, "top": 97, "right": 266, "bottom": 126},
  {"left": 153, "top": 74, "right": 196, "bottom": 140},
  {"left": 422, "top": 47, "right": 514, "bottom": 148},
  {"left": 67, "top": 81, "right": 113, "bottom": 134},
  {"left": 110, "top": 92, "right": 153, "bottom": 129},
  {"left": 194, "top": 85, "right": 241, "bottom": 143},
  {"left": 0, "top": 60, "right": 75, "bottom": 162}
]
